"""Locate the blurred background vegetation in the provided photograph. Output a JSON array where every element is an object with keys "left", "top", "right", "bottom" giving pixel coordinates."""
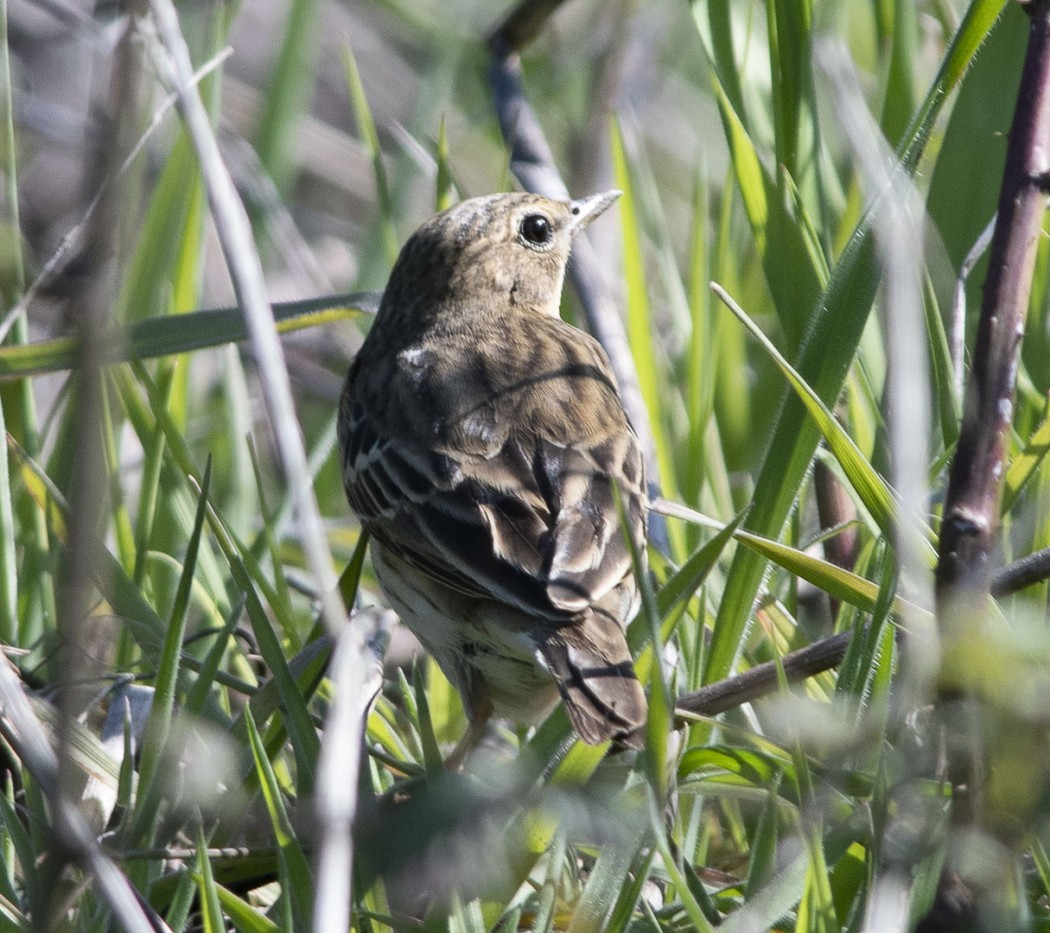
[{"left": 1, "top": 0, "right": 1049, "bottom": 930}]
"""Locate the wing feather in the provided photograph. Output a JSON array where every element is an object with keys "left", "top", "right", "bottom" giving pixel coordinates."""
[{"left": 339, "top": 320, "right": 647, "bottom": 630}]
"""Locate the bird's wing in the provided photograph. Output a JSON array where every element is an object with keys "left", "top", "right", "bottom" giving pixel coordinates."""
[
  {"left": 340, "top": 360, "right": 499, "bottom": 602},
  {"left": 339, "top": 339, "right": 647, "bottom": 625},
  {"left": 526, "top": 433, "right": 646, "bottom": 614}
]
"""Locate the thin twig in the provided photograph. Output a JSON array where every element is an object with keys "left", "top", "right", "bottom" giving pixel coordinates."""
[
  {"left": 115, "top": 845, "right": 266, "bottom": 861},
  {"left": 990, "top": 543, "right": 1050, "bottom": 597},
  {"left": 813, "top": 459, "right": 859, "bottom": 620},
  {"left": 675, "top": 631, "right": 853, "bottom": 718}
]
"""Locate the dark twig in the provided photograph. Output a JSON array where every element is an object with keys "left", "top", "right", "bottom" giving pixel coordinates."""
[
  {"left": 936, "top": 1, "right": 1050, "bottom": 603},
  {"left": 489, "top": 0, "right": 569, "bottom": 53},
  {"left": 928, "top": 5, "right": 1050, "bottom": 923},
  {"left": 928, "top": 0, "right": 1050, "bottom": 888},
  {"left": 990, "top": 543, "right": 1050, "bottom": 597},
  {"left": 675, "top": 631, "right": 852, "bottom": 718},
  {"left": 813, "top": 459, "right": 859, "bottom": 623}
]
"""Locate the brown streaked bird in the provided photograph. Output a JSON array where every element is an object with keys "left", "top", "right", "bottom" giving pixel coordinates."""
[{"left": 338, "top": 191, "right": 648, "bottom": 756}]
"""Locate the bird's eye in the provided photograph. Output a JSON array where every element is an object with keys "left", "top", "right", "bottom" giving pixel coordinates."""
[{"left": 520, "top": 214, "right": 552, "bottom": 246}]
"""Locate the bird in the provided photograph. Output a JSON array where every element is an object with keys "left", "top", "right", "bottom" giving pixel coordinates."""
[{"left": 338, "top": 190, "right": 648, "bottom": 757}]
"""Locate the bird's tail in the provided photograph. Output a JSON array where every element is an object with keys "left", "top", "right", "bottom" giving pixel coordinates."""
[{"left": 540, "top": 624, "right": 647, "bottom": 748}]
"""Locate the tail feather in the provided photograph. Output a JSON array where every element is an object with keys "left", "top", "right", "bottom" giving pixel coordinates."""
[{"left": 540, "top": 631, "right": 647, "bottom": 747}]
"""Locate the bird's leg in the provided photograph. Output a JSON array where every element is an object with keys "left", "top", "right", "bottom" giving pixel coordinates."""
[{"left": 444, "top": 694, "right": 493, "bottom": 771}]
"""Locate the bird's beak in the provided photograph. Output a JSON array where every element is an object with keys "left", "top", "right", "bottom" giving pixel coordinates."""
[{"left": 568, "top": 190, "right": 622, "bottom": 233}]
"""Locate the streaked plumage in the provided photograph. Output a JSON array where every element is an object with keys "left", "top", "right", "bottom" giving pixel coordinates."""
[{"left": 339, "top": 191, "right": 648, "bottom": 748}]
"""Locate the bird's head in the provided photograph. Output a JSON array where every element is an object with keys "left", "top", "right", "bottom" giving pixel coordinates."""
[{"left": 379, "top": 191, "right": 620, "bottom": 325}]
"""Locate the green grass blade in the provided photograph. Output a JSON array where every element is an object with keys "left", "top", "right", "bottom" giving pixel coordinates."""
[
  {"left": 689, "top": 0, "right": 749, "bottom": 126},
  {"left": 243, "top": 705, "right": 315, "bottom": 928},
  {"left": 137, "top": 459, "right": 212, "bottom": 793},
  {"left": 435, "top": 114, "right": 456, "bottom": 211},
  {"left": 0, "top": 0, "right": 48, "bottom": 649},
  {"left": 222, "top": 530, "right": 320, "bottom": 792},
  {"left": 8, "top": 435, "right": 168, "bottom": 649},
  {"left": 194, "top": 823, "right": 227, "bottom": 933},
  {"left": 0, "top": 784, "right": 37, "bottom": 920},
  {"left": 0, "top": 0, "right": 25, "bottom": 298},
  {"left": 632, "top": 508, "right": 745, "bottom": 687},
  {"left": 723, "top": 847, "right": 809, "bottom": 933},
  {"left": 129, "top": 412, "right": 165, "bottom": 588},
  {"left": 254, "top": 0, "right": 321, "bottom": 196},
  {"left": 118, "top": 131, "right": 199, "bottom": 324},
  {"left": 705, "top": 3, "right": 1001, "bottom": 685},
  {"left": 610, "top": 117, "right": 678, "bottom": 506},
  {"left": 712, "top": 74, "right": 823, "bottom": 352},
  {"left": 0, "top": 778, "right": 17, "bottom": 906},
  {"left": 900, "top": 0, "right": 1010, "bottom": 173},
  {"left": 605, "top": 847, "right": 656, "bottom": 930},
  {"left": 712, "top": 283, "right": 906, "bottom": 547},
  {"left": 647, "top": 788, "right": 716, "bottom": 932},
  {"left": 338, "top": 529, "right": 369, "bottom": 609},
  {"left": 215, "top": 883, "right": 281, "bottom": 933},
  {"left": 0, "top": 388, "right": 15, "bottom": 642},
  {"left": 449, "top": 894, "right": 487, "bottom": 933},
  {"left": 0, "top": 292, "right": 379, "bottom": 380},
  {"left": 656, "top": 508, "right": 746, "bottom": 622},
  {"left": 735, "top": 528, "right": 929, "bottom": 622},
  {"left": 745, "top": 774, "right": 782, "bottom": 896},
  {"left": 411, "top": 663, "right": 444, "bottom": 777},
  {"left": 622, "top": 492, "right": 671, "bottom": 797},
  {"left": 922, "top": 271, "right": 961, "bottom": 447},
  {"left": 683, "top": 172, "right": 715, "bottom": 509},
  {"left": 342, "top": 42, "right": 399, "bottom": 266},
  {"left": 246, "top": 438, "right": 298, "bottom": 650},
  {"left": 567, "top": 838, "right": 638, "bottom": 933},
  {"left": 1002, "top": 400, "right": 1050, "bottom": 514},
  {"left": 0, "top": 4, "right": 18, "bottom": 643},
  {"left": 113, "top": 365, "right": 232, "bottom": 617},
  {"left": 767, "top": 0, "right": 814, "bottom": 182},
  {"left": 795, "top": 791, "right": 836, "bottom": 933},
  {"left": 878, "top": 0, "right": 920, "bottom": 147},
  {"left": 114, "top": 359, "right": 323, "bottom": 788}
]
